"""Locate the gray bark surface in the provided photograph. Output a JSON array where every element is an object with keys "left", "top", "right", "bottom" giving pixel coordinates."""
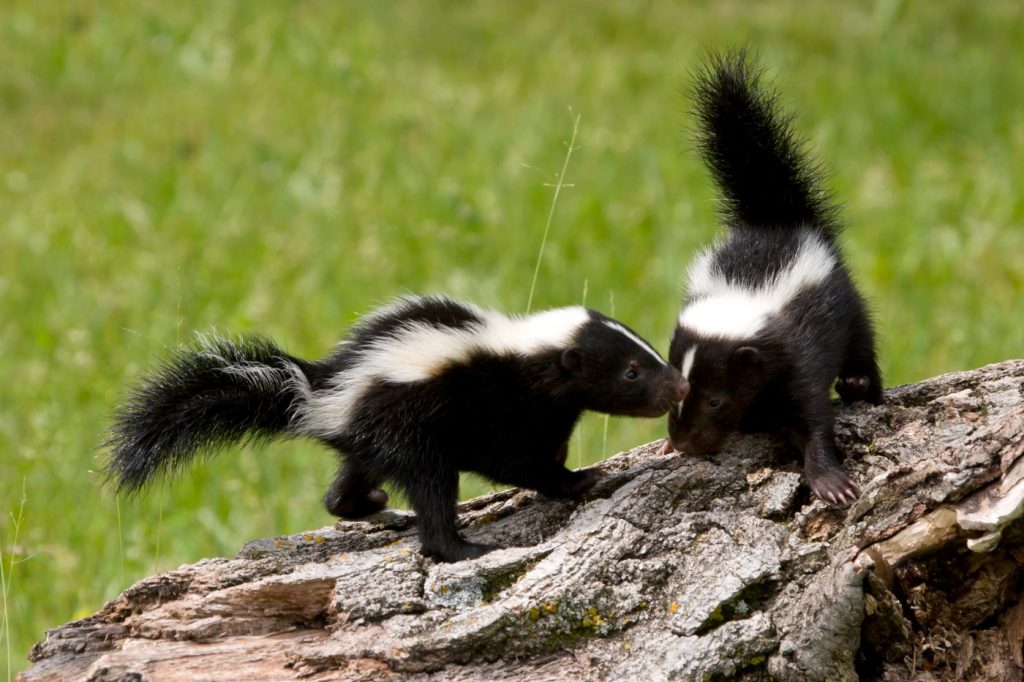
[{"left": 20, "top": 360, "right": 1024, "bottom": 681}]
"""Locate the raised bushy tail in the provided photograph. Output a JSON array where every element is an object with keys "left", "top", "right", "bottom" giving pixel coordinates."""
[
  {"left": 105, "top": 334, "right": 313, "bottom": 493},
  {"left": 693, "top": 49, "right": 840, "bottom": 235}
]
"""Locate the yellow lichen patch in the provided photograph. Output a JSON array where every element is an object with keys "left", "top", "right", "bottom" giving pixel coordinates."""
[
  {"left": 581, "top": 607, "right": 606, "bottom": 629},
  {"left": 668, "top": 602, "right": 679, "bottom": 614}
]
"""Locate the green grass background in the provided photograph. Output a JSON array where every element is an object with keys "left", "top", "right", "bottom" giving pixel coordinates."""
[{"left": 2, "top": 1, "right": 1023, "bottom": 675}]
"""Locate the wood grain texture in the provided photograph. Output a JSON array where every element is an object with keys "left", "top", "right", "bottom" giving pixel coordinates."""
[{"left": 21, "top": 360, "right": 1024, "bottom": 681}]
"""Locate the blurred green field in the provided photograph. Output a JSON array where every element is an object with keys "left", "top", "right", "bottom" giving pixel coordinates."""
[{"left": 2, "top": 1, "right": 1023, "bottom": 675}]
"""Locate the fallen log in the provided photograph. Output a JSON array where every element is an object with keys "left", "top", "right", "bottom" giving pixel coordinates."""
[{"left": 20, "top": 360, "right": 1024, "bottom": 681}]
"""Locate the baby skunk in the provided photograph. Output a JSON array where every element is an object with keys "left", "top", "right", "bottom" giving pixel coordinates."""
[
  {"left": 661, "top": 51, "right": 882, "bottom": 506},
  {"left": 108, "top": 295, "right": 688, "bottom": 562}
]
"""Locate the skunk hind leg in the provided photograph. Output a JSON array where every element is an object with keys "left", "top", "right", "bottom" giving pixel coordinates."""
[
  {"left": 836, "top": 306, "right": 883, "bottom": 405},
  {"left": 835, "top": 375, "right": 880, "bottom": 404},
  {"left": 323, "top": 457, "right": 389, "bottom": 519}
]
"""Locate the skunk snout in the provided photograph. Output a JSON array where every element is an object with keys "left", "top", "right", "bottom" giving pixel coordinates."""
[
  {"left": 659, "top": 368, "right": 689, "bottom": 406},
  {"left": 671, "top": 377, "right": 689, "bottom": 403},
  {"left": 667, "top": 429, "right": 723, "bottom": 458},
  {"left": 660, "top": 434, "right": 700, "bottom": 455},
  {"left": 628, "top": 368, "right": 689, "bottom": 418},
  {"left": 667, "top": 437, "right": 689, "bottom": 454},
  {"left": 664, "top": 414, "right": 709, "bottom": 456}
]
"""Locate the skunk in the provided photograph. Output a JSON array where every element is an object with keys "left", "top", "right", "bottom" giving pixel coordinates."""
[
  {"left": 661, "top": 51, "right": 882, "bottom": 506},
  {"left": 107, "top": 295, "right": 688, "bottom": 562}
]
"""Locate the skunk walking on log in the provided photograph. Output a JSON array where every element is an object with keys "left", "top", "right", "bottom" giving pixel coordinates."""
[
  {"left": 107, "top": 295, "right": 688, "bottom": 562},
  {"left": 661, "top": 52, "right": 882, "bottom": 505}
]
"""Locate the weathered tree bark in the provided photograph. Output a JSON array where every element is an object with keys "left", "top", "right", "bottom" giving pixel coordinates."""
[{"left": 20, "top": 360, "right": 1024, "bottom": 681}]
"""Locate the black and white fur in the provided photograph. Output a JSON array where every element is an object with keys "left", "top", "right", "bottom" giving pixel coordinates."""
[
  {"left": 662, "top": 51, "right": 882, "bottom": 506},
  {"left": 108, "top": 295, "right": 687, "bottom": 562}
]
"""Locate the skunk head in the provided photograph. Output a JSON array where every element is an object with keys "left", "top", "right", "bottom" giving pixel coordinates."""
[
  {"left": 665, "top": 325, "right": 776, "bottom": 454},
  {"left": 562, "top": 312, "right": 688, "bottom": 418},
  {"left": 665, "top": 230, "right": 832, "bottom": 454}
]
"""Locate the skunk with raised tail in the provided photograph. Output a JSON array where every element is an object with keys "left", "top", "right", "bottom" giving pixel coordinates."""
[
  {"left": 108, "top": 295, "right": 687, "bottom": 562},
  {"left": 662, "top": 51, "right": 882, "bottom": 505}
]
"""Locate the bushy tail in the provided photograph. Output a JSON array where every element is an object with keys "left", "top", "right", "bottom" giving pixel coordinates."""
[
  {"left": 693, "top": 49, "right": 839, "bottom": 234},
  {"left": 105, "top": 334, "right": 313, "bottom": 493}
]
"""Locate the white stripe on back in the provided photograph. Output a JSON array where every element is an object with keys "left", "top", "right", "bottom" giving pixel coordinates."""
[
  {"left": 680, "top": 232, "right": 836, "bottom": 340},
  {"left": 295, "top": 303, "right": 590, "bottom": 437},
  {"left": 602, "top": 320, "right": 667, "bottom": 367}
]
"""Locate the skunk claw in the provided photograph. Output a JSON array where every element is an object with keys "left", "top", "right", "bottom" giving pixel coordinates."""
[{"left": 808, "top": 468, "right": 861, "bottom": 508}]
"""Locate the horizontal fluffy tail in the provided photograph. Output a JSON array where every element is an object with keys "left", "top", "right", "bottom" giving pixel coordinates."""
[
  {"left": 105, "top": 334, "right": 313, "bottom": 493},
  {"left": 693, "top": 49, "right": 839, "bottom": 235}
]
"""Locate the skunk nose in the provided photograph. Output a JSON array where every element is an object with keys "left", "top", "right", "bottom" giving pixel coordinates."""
[{"left": 672, "top": 378, "right": 690, "bottom": 403}]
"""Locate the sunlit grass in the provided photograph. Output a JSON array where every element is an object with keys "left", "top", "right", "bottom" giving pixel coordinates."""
[{"left": 2, "top": 1, "right": 1023, "bottom": 675}]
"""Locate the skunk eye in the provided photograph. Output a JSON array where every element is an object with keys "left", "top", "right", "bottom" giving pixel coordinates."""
[
  {"left": 624, "top": 368, "right": 639, "bottom": 381},
  {"left": 707, "top": 397, "right": 722, "bottom": 409}
]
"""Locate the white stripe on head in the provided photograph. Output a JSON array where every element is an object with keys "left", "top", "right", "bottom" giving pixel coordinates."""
[
  {"left": 677, "top": 345, "right": 697, "bottom": 415},
  {"left": 602, "top": 320, "right": 667, "bottom": 367},
  {"left": 295, "top": 302, "right": 590, "bottom": 437},
  {"left": 681, "top": 346, "right": 697, "bottom": 379},
  {"left": 680, "top": 232, "right": 836, "bottom": 340}
]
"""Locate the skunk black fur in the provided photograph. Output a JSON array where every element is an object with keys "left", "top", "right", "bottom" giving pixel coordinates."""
[
  {"left": 664, "top": 51, "right": 882, "bottom": 506},
  {"left": 108, "top": 295, "right": 687, "bottom": 562}
]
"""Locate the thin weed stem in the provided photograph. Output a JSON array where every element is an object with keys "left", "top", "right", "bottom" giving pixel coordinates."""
[
  {"left": 2, "top": 479, "right": 27, "bottom": 682},
  {"left": 153, "top": 486, "right": 165, "bottom": 576},
  {"left": 602, "top": 291, "right": 615, "bottom": 457},
  {"left": 574, "top": 278, "right": 589, "bottom": 470},
  {"left": 115, "top": 498, "right": 125, "bottom": 588},
  {"left": 526, "top": 111, "right": 580, "bottom": 313},
  {"left": 151, "top": 267, "right": 184, "bottom": 576}
]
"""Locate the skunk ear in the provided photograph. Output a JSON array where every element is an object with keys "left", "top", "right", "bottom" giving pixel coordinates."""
[
  {"left": 734, "top": 346, "right": 760, "bottom": 366},
  {"left": 561, "top": 348, "right": 582, "bottom": 372}
]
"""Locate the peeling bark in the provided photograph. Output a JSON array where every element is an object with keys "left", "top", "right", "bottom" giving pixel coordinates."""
[{"left": 20, "top": 360, "right": 1024, "bottom": 681}]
